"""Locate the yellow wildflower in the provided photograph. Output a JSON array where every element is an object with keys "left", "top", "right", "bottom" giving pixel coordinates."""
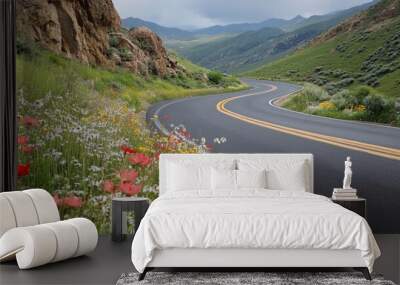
[{"left": 319, "top": 101, "right": 336, "bottom": 110}]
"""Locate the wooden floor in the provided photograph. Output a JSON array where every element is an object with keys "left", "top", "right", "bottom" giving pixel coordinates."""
[{"left": 0, "top": 235, "right": 399, "bottom": 285}]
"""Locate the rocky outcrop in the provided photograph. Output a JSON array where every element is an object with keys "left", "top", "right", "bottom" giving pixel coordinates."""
[
  {"left": 108, "top": 27, "right": 180, "bottom": 77},
  {"left": 16, "top": 0, "right": 184, "bottom": 77},
  {"left": 16, "top": 0, "right": 120, "bottom": 66}
]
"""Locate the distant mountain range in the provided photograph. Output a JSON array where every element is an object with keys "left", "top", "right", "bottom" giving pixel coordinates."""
[
  {"left": 121, "top": 16, "right": 294, "bottom": 40},
  {"left": 245, "top": 0, "right": 400, "bottom": 98},
  {"left": 121, "top": 18, "right": 195, "bottom": 40},
  {"left": 122, "top": 1, "right": 376, "bottom": 41},
  {"left": 175, "top": 1, "right": 377, "bottom": 73},
  {"left": 192, "top": 15, "right": 306, "bottom": 36}
]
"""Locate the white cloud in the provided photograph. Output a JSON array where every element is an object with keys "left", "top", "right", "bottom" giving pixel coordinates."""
[{"left": 112, "top": 0, "right": 373, "bottom": 29}]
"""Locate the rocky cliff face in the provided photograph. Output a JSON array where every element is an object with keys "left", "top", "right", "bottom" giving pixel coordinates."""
[
  {"left": 17, "top": 0, "right": 120, "bottom": 66},
  {"left": 16, "top": 0, "right": 183, "bottom": 77}
]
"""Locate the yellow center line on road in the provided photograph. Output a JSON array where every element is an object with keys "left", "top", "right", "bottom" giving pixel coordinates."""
[{"left": 216, "top": 83, "right": 400, "bottom": 161}]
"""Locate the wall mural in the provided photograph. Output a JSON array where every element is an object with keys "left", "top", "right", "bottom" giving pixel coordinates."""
[{"left": 16, "top": 0, "right": 400, "bottom": 233}]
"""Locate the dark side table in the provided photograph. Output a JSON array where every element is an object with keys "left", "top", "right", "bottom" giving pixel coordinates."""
[
  {"left": 331, "top": 197, "right": 367, "bottom": 219},
  {"left": 112, "top": 197, "right": 149, "bottom": 242}
]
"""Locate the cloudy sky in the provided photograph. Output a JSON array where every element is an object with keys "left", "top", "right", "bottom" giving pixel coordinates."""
[{"left": 112, "top": 0, "right": 373, "bottom": 29}]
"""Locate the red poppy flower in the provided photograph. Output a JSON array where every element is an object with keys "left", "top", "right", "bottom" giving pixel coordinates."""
[
  {"left": 22, "top": 116, "right": 39, "bottom": 128},
  {"left": 140, "top": 155, "right": 151, "bottom": 166},
  {"left": 119, "top": 182, "right": 142, "bottom": 196},
  {"left": 53, "top": 193, "right": 64, "bottom": 207},
  {"left": 17, "top": 163, "right": 30, "bottom": 177},
  {"left": 119, "top": 169, "right": 138, "bottom": 183},
  {"left": 17, "top": 135, "right": 29, "bottom": 145},
  {"left": 128, "top": 153, "right": 151, "bottom": 167},
  {"left": 63, "top": 196, "right": 83, "bottom": 208},
  {"left": 128, "top": 154, "right": 141, "bottom": 165},
  {"left": 21, "top": 145, "right": 34, "bottom": 154},
  {"left": 120, "top": 145, "right": 136, "bottom": 155},
  {"left": 102, "top": 180, "right": 116, "bottom": 193}
]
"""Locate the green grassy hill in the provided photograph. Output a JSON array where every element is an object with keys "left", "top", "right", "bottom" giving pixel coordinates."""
[
  {"left": 16, "top": 43, "right": 245, "bottom": 111},
  {"left": 246, "top": 19, "right": 400, "bottom": 97},
  {"left": 179, "top": 27, "right": 286, "bottom": 73},
  {"left": 166, "top": 34, "right": 236, "bottom": 55},
  {"left": 245, "top": 0, "right": 400, "bottom": 126}
]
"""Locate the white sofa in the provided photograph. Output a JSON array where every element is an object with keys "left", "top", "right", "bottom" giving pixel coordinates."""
[{"left": 0, "top": 189, "right": 98, "bottom": 269}]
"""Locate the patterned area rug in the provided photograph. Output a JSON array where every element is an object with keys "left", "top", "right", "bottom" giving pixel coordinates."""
[{"left": 116, "top": 272, "right": 395, "bottom": 285}]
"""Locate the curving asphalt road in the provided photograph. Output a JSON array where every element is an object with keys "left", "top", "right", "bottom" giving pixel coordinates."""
[{"left": 147, "top": 79, "right": 400, "bottom": 233}]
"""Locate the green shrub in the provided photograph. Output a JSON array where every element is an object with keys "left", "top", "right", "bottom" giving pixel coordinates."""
[
  {"left": 119, "top": 48, "right": 133, "bottom": 62},
  {"left": 314, "top": 66, "right": 323, "bottom": 73},
  {"left": 330, "top": 87, "right": 372, "bottom": 111},
  {"left": 16, "top": 38, "right": 39, "bottom": 58},
  {"left": 134, "top": 38, "right": 153, "bottom": 52},
  {"left": 303, "top": 83, "right": 330, "bottom": 102},
  {"left": 352, "top": 86, "right": 370, "bottom": 105},
  {"left": 363, "top": 93, "right": 395, "bottom": 122},
  {"left": 324, "top": 82, "right": 340, "bottom": 95},
  {"left": 109, "top": 35, "right": 119, "bottom": 48},
  {"left": 106, "top": 47, "right": 119, "bottom": 58},
  {"left": 330, "top": 90, "right": 353, "bottom": 110},
  {"left": 207, "top": 71, "right": 224, "bottom": 85},
  {"left": 338, "top": 78, "right": 354, "bottom": 87},
  {"left": 282, "top": 93, "right": 308, "bottom": 112},
  {"left": 220, "top": 75, "right": 241, "bottom": 88}
]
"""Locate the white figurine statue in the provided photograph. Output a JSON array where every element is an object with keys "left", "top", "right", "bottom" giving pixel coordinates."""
[{"left": 343, "top": 156, "right": 353, "bottom": 189}]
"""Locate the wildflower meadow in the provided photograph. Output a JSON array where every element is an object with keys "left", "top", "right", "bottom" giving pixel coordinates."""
[{"left": 16, "top": 49, "right": 227, "bottom": 233}]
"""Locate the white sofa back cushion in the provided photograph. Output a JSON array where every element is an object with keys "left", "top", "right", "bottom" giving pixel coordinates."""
[
  {"left": 160, "top": 154, "right": 313, "bottom": 195},
  {"left": 238, "top": 159, "right": 310, "bottom": 192}
]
